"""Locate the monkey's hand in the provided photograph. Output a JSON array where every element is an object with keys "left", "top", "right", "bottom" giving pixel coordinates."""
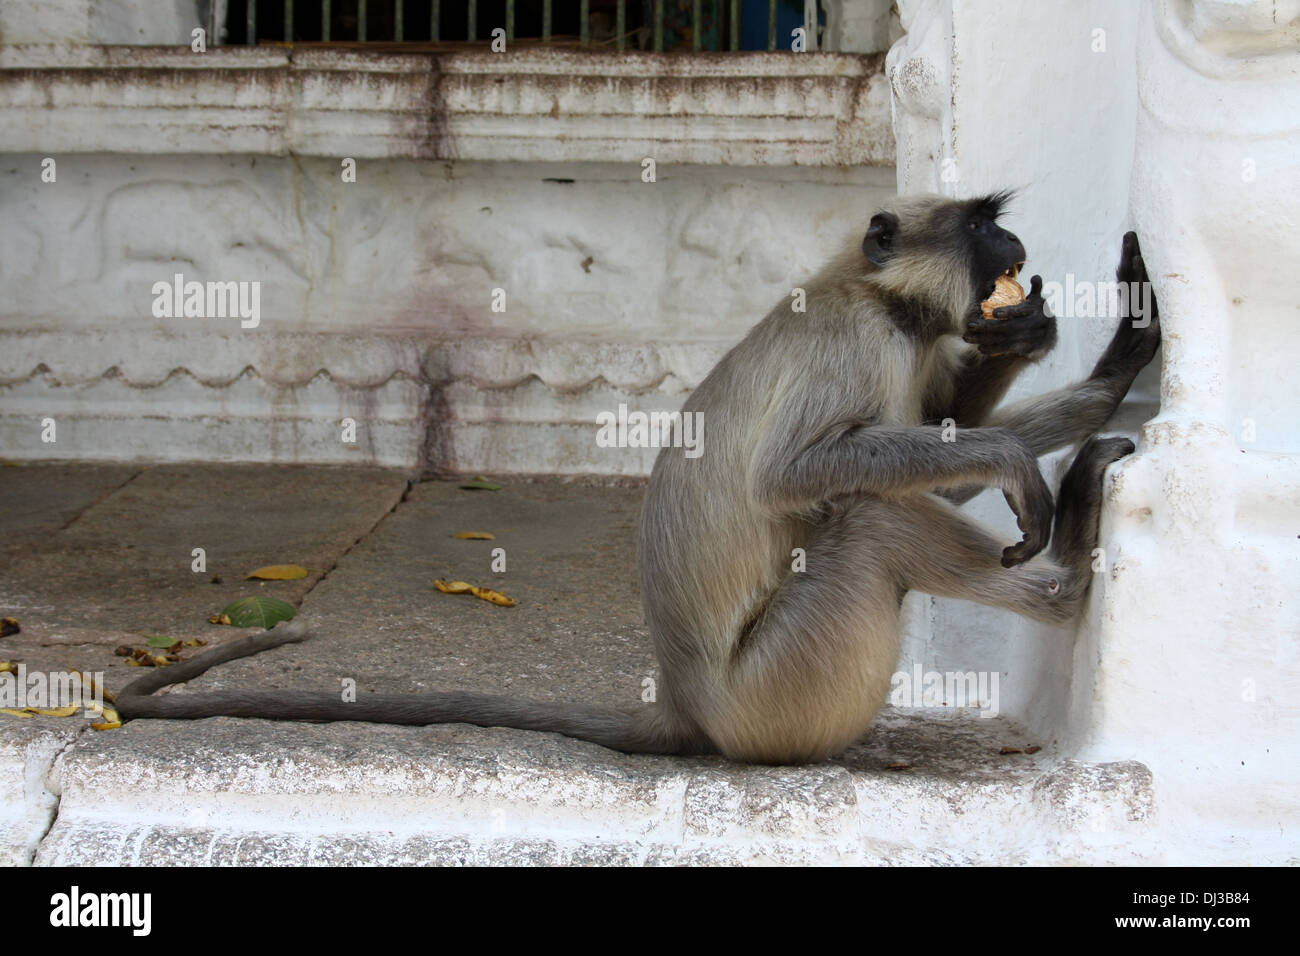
[
  {"left": 1089, "top": 232, "right": 1161, "bottom": 384},
  {"left": 963, "top": 275, "right": 1057, "bottom": 360},
  {"left": 999, "top": 436, "right": 1055, "bottom": 568}
]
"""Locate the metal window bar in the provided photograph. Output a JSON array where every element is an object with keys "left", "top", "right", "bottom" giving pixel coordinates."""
[{"left": 232, "top": 1, "right": 821, "bottom": 52}]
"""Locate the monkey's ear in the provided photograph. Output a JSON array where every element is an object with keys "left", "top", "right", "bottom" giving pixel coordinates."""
[{"left": 862, "top": 212, "right": 899, "bottom": 265}]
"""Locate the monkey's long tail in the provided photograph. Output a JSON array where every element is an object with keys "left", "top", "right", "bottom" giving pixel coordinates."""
[{"left": 114, "top": 623, "right": 706, "bottom": 756}]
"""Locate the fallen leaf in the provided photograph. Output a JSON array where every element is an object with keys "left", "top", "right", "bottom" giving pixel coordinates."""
[
  {"left": 999, "top": 746, "right": 1024, "bottom": 755},
  {"left": 91, "top": 705, "right": 122, "bottom": 730},
  {"left": 0, "top": 709, "right": 34, "bottom": 719},
  {"left": 459, "top": 476, "right": 502, "bottom": 491},
  {"left": 217, "top": 596, "right": 296, "bottom": 629},
  {"left": 0, "top": 661, "right": 19, "bottom": 674},
  {"left": 1025, "top": 745, "right": 1042, "bottom": 755},
  {"left": 886, "top": 762, "right": 912, "bottom": 771},
  {"left": 434, "top": 579, "right": 474, "bottom": 594},
  {"left": 469, "top": 586, "right": 516, "bottom": 607},
  {"left": 71, "top": 670, "right": 115, "bottom": 704},
  {"left": 0, "top": 617, "right": 19, "bottom": 638},
  {"left": 246, "top": 564, "right": 309, "bottom": 581},
  {"left": 144, "top": 634, "right": 179, "bottom": 648},
  {"left": 452, "top": 532, "right": 496, "bottom": 540},
  {"left": 208, "top": 613, "right": 232, "bottom": 626},
  {"left": 27, "top": 704, "right": 79, "bottom": 718},
  {"left": 434, "top": 579, "right": 516, "bottom": 607}
]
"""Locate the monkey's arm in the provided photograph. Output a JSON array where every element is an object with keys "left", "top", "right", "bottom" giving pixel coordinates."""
[
  {"left": 932, "top": 274, "right": 1058, "bottom": 426},
  {"left": 934, "top": 352, "right": 1033, "bottom": 427},
  {"left": 749, "top": 408, "right": 1055, "bottom": 566},
  {"left": 969, "top": 234, "right": 1160, "bottom": 455},
  {"left": 940, "top": 234, "right": 1161, "bottom": 503}
]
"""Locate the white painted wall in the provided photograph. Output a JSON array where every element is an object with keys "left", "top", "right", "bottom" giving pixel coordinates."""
[
  {"left": 889, "top": 0, "right": 1300, "bottom": 862},
  {"left": 1074, "top": 0, "right": 1300, "bottom": 860},
  {"left": 0, "top": 155, "right": 894, "bottom": 471},
  {"left": 0, "top": 42, "right": 896, "bottom": 472}
]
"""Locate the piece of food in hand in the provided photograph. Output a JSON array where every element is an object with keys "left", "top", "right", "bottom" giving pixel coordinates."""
[{"left": 981, "top": 273, "right": 1026, "bottom": 319}]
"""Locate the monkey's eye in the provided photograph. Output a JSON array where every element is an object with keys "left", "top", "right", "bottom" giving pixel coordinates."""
[{"left": 968, "top": 220, "right": 980, "bottom": 231}]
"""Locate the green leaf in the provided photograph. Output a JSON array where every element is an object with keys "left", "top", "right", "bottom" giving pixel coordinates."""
[
  {"left": 144, "top": 634, "right": 178, "bottom": 648},
  {"left": 218, "top": 596, "right": 297, "bottom": 629},
  {"left": 459, "top": 477, "right": 502, "bottom": 491}
]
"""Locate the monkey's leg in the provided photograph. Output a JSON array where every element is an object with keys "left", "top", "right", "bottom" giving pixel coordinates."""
[
  {"left": 709, "top": 498, "right": 910, "bottom": 764},
  {"left": 901, "top": 437, "right": 1135, "bottom": 622},
  {"left": 708, "top": 435, "right": 1126, "bottom": 764},
  {"left": 1048, "top": 435, "right": 1135, "bottom": 575},
  {"left": 710, "top": 462, "right": 1097, "bottom": 764},
  {"left": 890, "top": 496, "right": 1084, "bottom": 625}
]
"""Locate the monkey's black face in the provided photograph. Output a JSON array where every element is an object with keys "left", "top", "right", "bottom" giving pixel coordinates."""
[
  {"left": 861, "top": 192, "right": 1027, "bottom": 306},
  {"left": 967, "top": 213, "right": 1026, "bottom": 300}
]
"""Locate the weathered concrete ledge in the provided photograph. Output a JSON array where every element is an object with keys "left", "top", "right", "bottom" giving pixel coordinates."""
[
  {"left": 0, "top": 45, "right": 893, "bottom": 165},
  {"left": 0, "top": 330, "right": 727, "bottom": 472},
  {"left": 23, "top": 713, "right": 1157, "bottom": 866}
]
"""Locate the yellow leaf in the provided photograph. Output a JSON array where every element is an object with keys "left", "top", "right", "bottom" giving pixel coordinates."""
[
  {"left": 246, "top": 564, "right": 309, "bottom": 581},
  {"left": 434, "top": 579, "right": 516, "bottom": 607},
  {"left": 71, "top": 670, "right": 115, "bottom": 703},
  {"left": 434, "top": 579, "right": 474, "bottom": 593},
  {"left": 0, "top": 708, "right": 34, "bottom": 719},
  {"left": 452, "top": 532, "right": 495, "bottom": 540},
  {"left": 469, "top": 586, "right": 516, "bottom": 607},
  {"left": 27, "top": 704, "right": 79, "bottom": 717},
  {"left": 0, "top": 661, "right": 18, "bottom": 674},
  {"left": 208, "top": 613, "right": 232, "bottom": 625},
  {"left": 91, "top": 706, "right": 122, "bottom": 730}
]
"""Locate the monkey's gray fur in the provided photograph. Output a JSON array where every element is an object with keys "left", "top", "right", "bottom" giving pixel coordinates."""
[{"left": 118, "top": 194, "right": 1161, "bottom": 765}]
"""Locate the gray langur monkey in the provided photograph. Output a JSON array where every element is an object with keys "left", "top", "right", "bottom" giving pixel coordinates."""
[{"left": 117, "top": 193, "right": 1161, "bottom": 765}]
